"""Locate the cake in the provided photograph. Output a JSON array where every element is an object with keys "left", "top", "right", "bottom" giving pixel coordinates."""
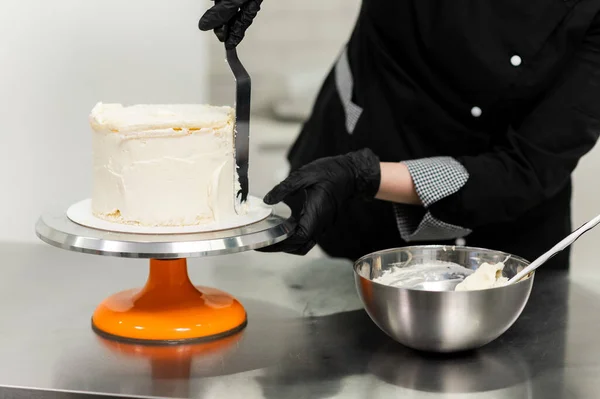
[{"left": 90, "top": 103, "right": 244, "bottom": 226}]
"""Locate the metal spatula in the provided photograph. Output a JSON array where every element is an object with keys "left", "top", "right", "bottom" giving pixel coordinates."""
[
  {"left": 507, "top": 213, "right": 600, "bottom": 284},
  {"left": 225, "top": 46, "right": 251, "bottom": 212}
]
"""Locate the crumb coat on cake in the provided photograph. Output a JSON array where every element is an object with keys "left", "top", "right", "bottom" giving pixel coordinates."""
[{"left": 90, "top": 103, "right": 244, "bottom": 227}]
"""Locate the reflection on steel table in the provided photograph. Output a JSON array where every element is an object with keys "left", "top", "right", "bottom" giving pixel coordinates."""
[{"left": 0, "top": 243, "right": 597, "bottom": 398}]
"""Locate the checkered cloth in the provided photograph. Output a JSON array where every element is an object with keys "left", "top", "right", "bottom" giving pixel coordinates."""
[{"left": 394, "top": 157, "right": 472, "bottom": 242}]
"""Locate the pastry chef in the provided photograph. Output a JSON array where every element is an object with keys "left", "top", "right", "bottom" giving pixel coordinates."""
[{"left": 200, "top": 0, "right": 600, "bottom": 269}]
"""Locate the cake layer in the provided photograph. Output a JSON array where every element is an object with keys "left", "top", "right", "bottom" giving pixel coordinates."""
[
  {"left": 90, "top": 103, "right": 234, "bottom": 134},
  {"left": 91, "top": 103, "right": 242, "bottom": 227}
]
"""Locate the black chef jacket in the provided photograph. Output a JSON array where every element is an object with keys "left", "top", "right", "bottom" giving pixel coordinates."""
[{"left": 286, "top": 0, "right": 600, "bottom": 269}]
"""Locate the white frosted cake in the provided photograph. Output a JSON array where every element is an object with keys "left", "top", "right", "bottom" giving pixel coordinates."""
[{"left": 90, "top": 103, "right": 243, "bottom": 226}]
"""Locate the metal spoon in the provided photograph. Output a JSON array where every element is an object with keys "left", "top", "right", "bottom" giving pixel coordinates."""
[{"left": 507, "top": 213, "right": 600, "bottom": 284}]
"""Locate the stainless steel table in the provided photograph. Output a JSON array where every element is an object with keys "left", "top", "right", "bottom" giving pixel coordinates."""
[{"left": 0, "top": 242, "right": 599, "bottom": 399}]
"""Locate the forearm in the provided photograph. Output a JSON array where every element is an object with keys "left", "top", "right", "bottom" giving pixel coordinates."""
[
  {"left": 377, "top": 157, "right": 471, "bottom": 243},
  {"left": 375, "top": 162, "right": 422, "bottom": 205}
]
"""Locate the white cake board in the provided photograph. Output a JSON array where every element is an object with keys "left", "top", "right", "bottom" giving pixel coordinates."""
[{"left": 67, "top": 197, "right": 272, "bottom": 235}]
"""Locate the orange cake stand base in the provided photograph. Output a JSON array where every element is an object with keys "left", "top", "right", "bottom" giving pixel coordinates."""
[{"left": 92, "top": 258, "right": 247, "bottom": 345}]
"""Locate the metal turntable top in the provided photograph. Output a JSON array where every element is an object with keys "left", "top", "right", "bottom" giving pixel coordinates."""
[{"left": 35, "top": 202, "right": 294, "bottom": 259}]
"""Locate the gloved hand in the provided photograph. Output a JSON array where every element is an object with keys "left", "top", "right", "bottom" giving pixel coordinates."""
[
  {"left": 198, "top": 0, "right": 263, "bottom": 49},
  {"left": 258, "top": 148, "right": 381, "bottom": 255}
]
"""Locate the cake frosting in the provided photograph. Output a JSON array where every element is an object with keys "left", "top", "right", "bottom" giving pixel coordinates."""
[
  {"left": 454, "top": 262, "right": 509, "bottom": 291},
  {"left": 373, "top": 261, "right": 471, "bottom": 289},
  {"left": 372, "top": 259, "right": 511, "bottom": 291},
  {"left": 90, "top": 103, "right": 244, "bottom": 226}
]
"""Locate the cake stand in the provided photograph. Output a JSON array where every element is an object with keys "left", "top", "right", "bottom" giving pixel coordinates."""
[{"left": 35, "top": 202, "right": 294, "bottom": 345}]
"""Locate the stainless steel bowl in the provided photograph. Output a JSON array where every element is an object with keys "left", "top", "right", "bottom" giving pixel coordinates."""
[{"left": 354, "top": 246, "right": 534, "bottom": 353}]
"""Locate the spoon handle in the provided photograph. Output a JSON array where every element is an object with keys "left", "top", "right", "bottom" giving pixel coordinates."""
[{"left": 507, "top": 213, "right": 600, "bottom": 284}]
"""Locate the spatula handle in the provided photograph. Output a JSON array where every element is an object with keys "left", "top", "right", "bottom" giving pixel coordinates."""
[{"left": 508, "top": 213, "right": 600, "bottom": 284}]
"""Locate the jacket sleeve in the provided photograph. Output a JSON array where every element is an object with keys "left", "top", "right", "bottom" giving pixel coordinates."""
[
  {"left": 394, "top": 157, "right": 472, "bottom": 242},
  {"left": 396, "top": 16, "right": 600, "bottom": 240}
]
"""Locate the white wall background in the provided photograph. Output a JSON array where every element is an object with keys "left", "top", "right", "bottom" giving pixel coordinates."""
[
  {"left": 207, "top": 0, "right": 361, "bottom": 112},
  {"left": 570, "top": 149, "right": 600, "bottom": 276},
  {"left": 0, "top": 0, "right": 210, "bottom": 242}
]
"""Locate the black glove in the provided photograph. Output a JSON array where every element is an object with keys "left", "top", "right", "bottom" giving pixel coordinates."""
[
  {"left": 258, "top": 149, "right": 381, "bottom": 255},
  {"left": 198, "top": 0, "right": 263, "bottom": 49}
]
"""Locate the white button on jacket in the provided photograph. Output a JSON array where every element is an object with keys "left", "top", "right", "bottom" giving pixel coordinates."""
[{"left": 511, "top": 55, "right": 522, "bottom": 66}]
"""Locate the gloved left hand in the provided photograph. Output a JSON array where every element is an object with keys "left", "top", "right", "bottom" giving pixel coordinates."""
[
  {"left": 198, "top": 0, "right": 263, "bottom": 49},
  {"left": 258, "top": 148, "right": 381, "bottom": 255}
]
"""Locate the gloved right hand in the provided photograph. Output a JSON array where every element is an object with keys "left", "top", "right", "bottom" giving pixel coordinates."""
[{"left": 198, "top": 0, "right": 263, "bottom": 49}]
